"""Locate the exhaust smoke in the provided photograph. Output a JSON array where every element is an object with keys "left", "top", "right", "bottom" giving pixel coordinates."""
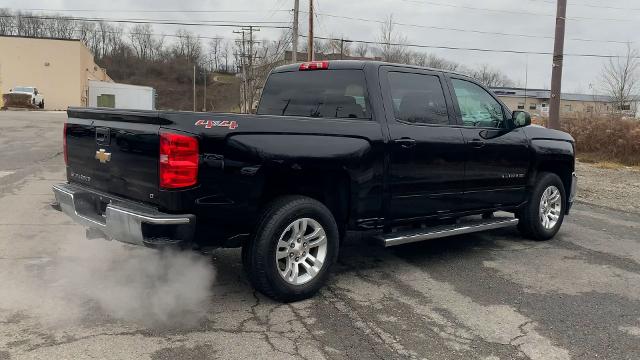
[{"left": 0, "top": 236, "right": 215, "bottom": 328}]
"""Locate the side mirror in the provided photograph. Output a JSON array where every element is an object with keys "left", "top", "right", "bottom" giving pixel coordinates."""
[{"left": 512, "top": 110, "right": 531, "bottom": 128}]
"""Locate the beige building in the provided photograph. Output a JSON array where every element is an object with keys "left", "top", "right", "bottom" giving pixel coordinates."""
[
  {"left": 0, "top": 35, "right": 111, "bottom": 110},
  {"left": 492, "top": 87, "right": 638, "bottom": 118}
]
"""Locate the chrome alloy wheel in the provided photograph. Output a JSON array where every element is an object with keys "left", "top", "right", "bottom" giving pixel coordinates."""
[
  {"left": 275, "top": 218, "right": 328, "bottom": 285},
  {"left": 539, "top": 185, "right": 562, "bottom": 230}
]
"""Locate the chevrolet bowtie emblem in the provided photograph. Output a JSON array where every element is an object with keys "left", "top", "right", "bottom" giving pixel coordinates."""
[{"left": 95, "top": 149, "right": 111, "bottom": 163}]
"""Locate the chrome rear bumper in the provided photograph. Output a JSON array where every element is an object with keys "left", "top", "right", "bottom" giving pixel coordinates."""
[{"left": 52, "top": 183, "right": 195, "bottom": 247}]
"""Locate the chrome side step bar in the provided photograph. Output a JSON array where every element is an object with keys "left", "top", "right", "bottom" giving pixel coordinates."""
[{"left": 378, "top": 217, "right": 519, "bottom": 247}]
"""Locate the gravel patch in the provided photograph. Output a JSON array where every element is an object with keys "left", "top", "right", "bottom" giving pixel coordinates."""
[{"left": 575, "top": 161, "right": 640, "bottom": 214}]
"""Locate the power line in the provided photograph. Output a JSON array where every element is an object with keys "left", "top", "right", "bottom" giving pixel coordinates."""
[
  {"left": 399, "top": 0, "right": 640, "bottom": 22},
  {"left": 301, "top": 34, "right": 640, "bottom": 59},
  {"left": 11, "top": 8, "right": 292, "bottom": 14},
  {"left": 11, "top": 3, "right": 640, "bottom": 20},
  {"left": 0, "top": 14, "right": 292, "bottom": 29},
  {"left": 301, "top": 11, "right": 634, "bottom": 45},
  {"left": 4, "top": 13, "right": 638, "bottom": 59},
  {"left": 4, "top": 22, "right": 637, "bottom": 60},
  {"left": 2, "top": 25, "right": 235, "bottom": 41},
  {"left": 18, "top": 2, "right": 640, "bottom": 13},
  {"left": 7, "top": 8, "right": 638, "bottom": 44},
  {"left": 527, "top": 0, "right": 640, "bottom": 12}
]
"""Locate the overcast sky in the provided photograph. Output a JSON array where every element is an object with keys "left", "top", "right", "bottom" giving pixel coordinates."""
[{"left": 4, "top": 0, "right": 639, "bottom": 93}]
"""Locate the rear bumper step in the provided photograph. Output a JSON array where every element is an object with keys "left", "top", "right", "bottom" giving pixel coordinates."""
[
  {"left": 52, "top": 183, "right": 195, "bottom": 247},
  {"left": 377, "top": 217, "right": 519, "bottom": 247}
]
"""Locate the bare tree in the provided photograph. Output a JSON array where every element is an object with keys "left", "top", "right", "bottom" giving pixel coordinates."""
[
  {"left": 129, "top": 24, "right": 165, "bottom": 60},
  {"left": 467, "top": 64, "right": 514, "bottom": 87},
  {"left": 0, "top": 8, "right": 15, "bottom": 35},
  {"left": 354, "top": 42, "right": 369, "bottom": 58},
  {"left": 173, "top": 29, "right": 202, "bottom": 64},
  {"left": 326, "top": 35, "right": 351, "bottom": 57},
  {"left": 314, "top": 38, "right": 330, "bottom": 55},
  {"left": 379, "top": 15, "right": 408, "bottom": 63},
  {"left": 601, "top": 43, "right": 639, "bottom": 114},
  {"left": 246, "top": 31, "right": 292, "bottom": 110},
  {"left": 207, "top": 37, "right": 223, "bottom": 71},
  {"left": 222, "top": 41, "right": 232, "bottom": 72},
  {"left": 423, "top": 54, "right": 461, "bottom": 72},
  {"left": 46, "top": 16, "right": 77, "bottom": 39},
  {"left": 15, "top": 11, "right": 46, "bottom": 37}
]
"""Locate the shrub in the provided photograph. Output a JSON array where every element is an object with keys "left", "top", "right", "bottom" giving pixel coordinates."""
[{"left": 533, "top": 113, "right": 640, "bottom": 166}]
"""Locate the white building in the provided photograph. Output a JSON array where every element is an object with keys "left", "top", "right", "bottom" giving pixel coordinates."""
[{"left": 88, "top": 81, "right": 156, "bottom": 110}]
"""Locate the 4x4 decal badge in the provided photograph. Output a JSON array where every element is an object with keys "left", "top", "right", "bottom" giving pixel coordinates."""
[{"left": 195, "top": 120, "right": 238, "bottom": 130}]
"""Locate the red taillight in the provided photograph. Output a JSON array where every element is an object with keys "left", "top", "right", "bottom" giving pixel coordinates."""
[
  {"left": 299, "top": 61, "right": 329, "bottom": 71},
  {"left": 63, "top": 123, "right": 68, "bottom": 165},
  {"left": 159, "top": 132, "right": 199, "bottom": 189}
]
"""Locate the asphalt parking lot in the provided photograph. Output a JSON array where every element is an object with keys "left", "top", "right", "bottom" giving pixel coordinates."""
[{"left": 0, "top": 111, "right": 639, "bottom": 360}]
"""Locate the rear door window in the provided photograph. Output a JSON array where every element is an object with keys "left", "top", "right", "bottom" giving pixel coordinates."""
[
  {"left": 387, "top": 72, "right": 450, "bottom": 125},
  {"left": 257, "top": 70, "right": 370, "bottom": 120}
]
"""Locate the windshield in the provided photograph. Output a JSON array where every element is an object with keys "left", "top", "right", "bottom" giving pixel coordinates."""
[
  {"left": 13, "top": 87, "right": 34, "bottom": 93},
  {"left": 257, "top": 70, "right": 371, "bottom": 120}
]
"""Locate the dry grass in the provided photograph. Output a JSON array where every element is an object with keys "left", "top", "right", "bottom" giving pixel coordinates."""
[{"left": 533, "top": 114, "right": 640, "bottom": 166}]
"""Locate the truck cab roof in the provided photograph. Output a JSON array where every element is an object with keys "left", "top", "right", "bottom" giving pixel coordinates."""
[{"left": 272, "top": 60, "right": 471, "bottom": 79}]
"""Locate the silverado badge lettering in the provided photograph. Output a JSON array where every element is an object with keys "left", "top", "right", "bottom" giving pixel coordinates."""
[
  {"left": 70, "top": 172, "right": 91, "bottom": 183},
  {"left": 195, "top": 119, "right": 238, "bottom": 130}
]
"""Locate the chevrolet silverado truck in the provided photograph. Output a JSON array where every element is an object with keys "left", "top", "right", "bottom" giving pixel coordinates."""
[{"left": 53, "top": 60, "right": 577, "bottom": 301}]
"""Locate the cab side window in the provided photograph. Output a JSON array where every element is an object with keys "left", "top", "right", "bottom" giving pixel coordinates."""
[
  {"left": 451, "top": 79, "right": 505, "bottom": 128},
  {"left": 388, "top": 72, "right": 450, "bottom": 125}
]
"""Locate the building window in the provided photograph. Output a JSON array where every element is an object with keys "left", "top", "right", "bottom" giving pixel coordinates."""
[
  {"left": 541, "top": 103, "right": 548, "bottom": 108},
  {"left": 619, "top": 104, "right": 631, "bottom": 111},
  {"left": 529, "top": 103, "right": 537, "bottom": 110},
  {"left": 563, "top": 104, "right": 572, "bottom": 112},
  {"left": 97, "top": 94, "right": 116, "bottom": 108},
  {"left": 586, "top": 106, "right": 594, "bottom": 112},
  {"left": 517, "top": 102, "right": 525, "bottom": 110}
]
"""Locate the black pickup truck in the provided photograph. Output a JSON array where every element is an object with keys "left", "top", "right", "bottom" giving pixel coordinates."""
[{"left": 53, "top": 60, "right": 577, "bottom": 301}]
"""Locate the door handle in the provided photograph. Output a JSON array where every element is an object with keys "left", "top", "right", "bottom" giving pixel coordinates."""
[
  {"left": 468, "top": 139, "right": 485, "bottom": 148},
  {"left": 394, "top": 138, "right": 417, "bottom": 149}
]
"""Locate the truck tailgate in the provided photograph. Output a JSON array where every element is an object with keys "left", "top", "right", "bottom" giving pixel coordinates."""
[{"left": 66, "top": 109, "right": 161, "bottom": 204}]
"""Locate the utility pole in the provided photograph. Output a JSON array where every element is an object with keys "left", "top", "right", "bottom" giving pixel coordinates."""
[
  {"left": 247, "top": 26, "right": 259, "bottom": 113},
  {"left": 193, "top": 65, "right": 196, "bottom": 112},
  {"left": 549, "top": 0, "right": 567, "bottom": 130},
  {"left": 234, "top": 30, "right": 247, "bottom": 113},
  {"left": 524, "top": 55, "right": 529, "bottom": 110},
  {"left": 308, "top": 0, "right": 314, "bottom": 61},
  {"left": 292, "top": 0, "right": 299, "bottom": 63},
  {"left": 203, "top": 68, "right": 207, "bottom": 112},
  {"left": 340, "top": 39, "right": 352, "bottom": 60},
  {"left": 234, "top": 26, "right": 261, "bottom": 113}
]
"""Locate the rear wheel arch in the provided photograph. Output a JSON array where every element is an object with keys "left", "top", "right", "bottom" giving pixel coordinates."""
[{"left": 259, "top": 168, "right": 351, "bottom": 229}]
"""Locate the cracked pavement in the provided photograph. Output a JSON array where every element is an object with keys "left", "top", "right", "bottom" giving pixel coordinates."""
[{"left": 0, "top": 111, "right": 639, "bottom": 359}]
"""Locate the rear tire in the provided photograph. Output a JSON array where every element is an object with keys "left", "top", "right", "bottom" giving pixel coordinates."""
[
  {"left": 39, "top": 101, "right": 44, "bottom": 109},
  {"left": 244, "top": 195, "right": 339, "bottom": 302},
  {"left": 517, "top": 172, "right": 566, "bottom": 241}
]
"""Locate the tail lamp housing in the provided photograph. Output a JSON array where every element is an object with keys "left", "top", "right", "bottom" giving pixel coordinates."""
[{"left": 159, "top": 132, "right": 199, "bottom": 189}]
